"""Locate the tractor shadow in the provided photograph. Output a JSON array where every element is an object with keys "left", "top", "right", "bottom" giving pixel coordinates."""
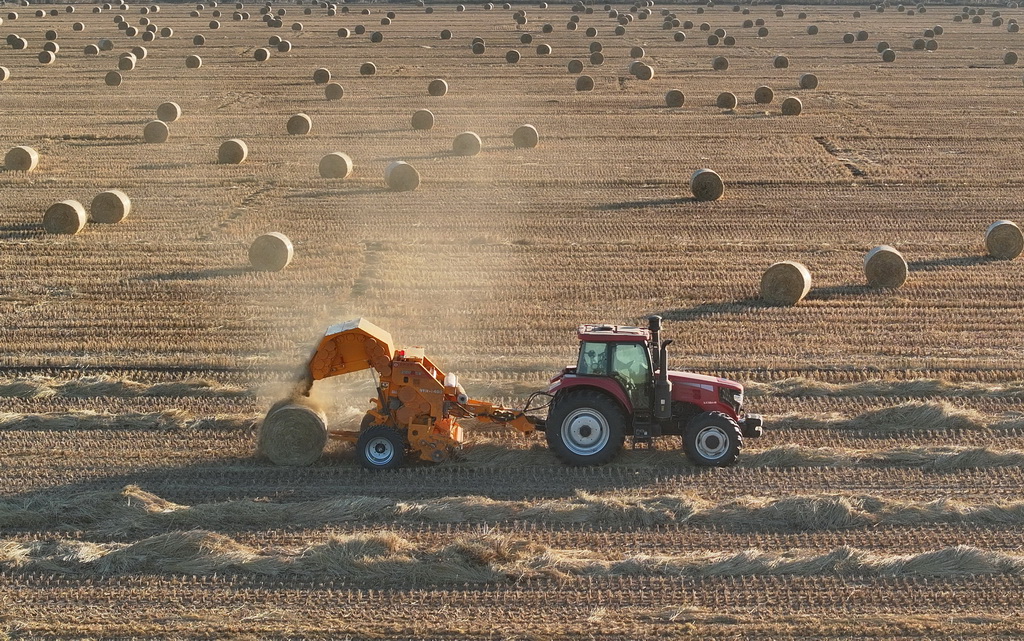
[{"left": 0, "top": 222, "right": 44, "bottom": 240}]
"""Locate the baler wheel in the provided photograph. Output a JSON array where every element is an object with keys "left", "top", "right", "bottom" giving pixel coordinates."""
[{"left": 355, "top": 424, "right": 406, "bottom": 471}]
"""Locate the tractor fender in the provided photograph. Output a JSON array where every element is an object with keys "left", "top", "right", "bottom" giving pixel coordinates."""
[{"left": 548, "top": 375, "right": 633, "bottom": 415}]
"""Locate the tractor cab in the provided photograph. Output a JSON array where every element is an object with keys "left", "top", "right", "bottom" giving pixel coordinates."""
[{"left": 575, "top": 324, "right": 654, "bottom": 411}]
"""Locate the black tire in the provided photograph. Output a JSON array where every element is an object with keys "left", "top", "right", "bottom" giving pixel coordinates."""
[
  {"left": 545, "top": 389, "right": 626, "bottom": 466},
  {"left": 359, "top": 412, "right": 376, "bottom": 431},
  {"left": 684, "top": 411, "right": 742, "bottom": 467},
  {"left": 355, "top": 424, "right": 406, "bottom": 470}
]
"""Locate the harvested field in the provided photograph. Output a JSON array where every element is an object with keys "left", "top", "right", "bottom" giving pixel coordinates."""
[{"left": 2, "top": 0, "right": 1024, "bottom": 638}]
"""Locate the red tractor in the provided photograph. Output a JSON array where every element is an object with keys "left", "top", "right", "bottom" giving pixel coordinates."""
[{"left": 540, "top": 315, "right": 763, "bottom": 467}]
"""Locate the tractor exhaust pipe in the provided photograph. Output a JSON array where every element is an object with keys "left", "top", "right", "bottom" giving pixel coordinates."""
[
  {"left": 655, "top": 339, "right": 673, "bottom": 420},
  {"left": 648, "top": 315, "right": 662, "bottom": 363}
]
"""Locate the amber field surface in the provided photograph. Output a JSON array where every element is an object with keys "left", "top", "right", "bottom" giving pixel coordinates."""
[{"left": 2, "top": 0, "right": 1024, "bottom": 637}]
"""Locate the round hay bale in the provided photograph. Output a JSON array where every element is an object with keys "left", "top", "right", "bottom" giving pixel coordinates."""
[
  {"left": 319, "top": 152, "right": 353, "bottom": 179},
  {"left": 337, "top": 27, "right": 350, "bottom": 37},
  {"left": 716, "top": 91, "right": 737, "bottom": 109},
  {"left": 5, "top": 146, "right": 38, "bottom": 172},
  {"left": 712, "top": 55, "right": 729, "bottom": 70},
  {"left": 757, "top": 26, "right": 768, "bottom": 37},
  {"left": 521, "top": 33, "right": 533, "bottom": 44},
  {"left": 384, "top": 160, "right": 420, "bottom": 191},
  {"left": 43, "top": 200, "right": 87, "bottom": 235},
  {"left": 84, "top": 44, "right": 99, "bottom": 55},
  {"left": 440, "top": 28, "right": 452, "bottom": 39},
  {"left": 1005, "top": 51, "right": 1018, "bottom": 65},
  {"left": 773, "top": 55, "right": 789, "bottom": 68},
  {"left": 90, "top": 189, "right": 131, "bottom": 223},
  {"left": 287, "top": 113, "right": 312, "bottom": 135},
  {"left": 913, "top": 38, "right": 925, "bottom": 50},
  {"left": 277, "top": 40, "right": 292, "bottom": 52},
  {"left": 104, "top": 70, "right": 123, "bottom": 86},
  {"left": 586, "top": 26, "right": 597, "bottom": 37},
  {"left": 44, "top": 28, "right": 57, "bottom": 40},
  {"left": 359, "top": 62, "right": 376, "bottom": 75},
  {"left": 313, "top": 68, "right": 331, "bottom": 84},
  {"left": 985, "top": 220, "right": 1024, "bottom": 260},
  {"left": 798, "top": 73, "right": 818, "bottom": 89},
  {"left": 0, "top": 67, "right": 8, "bottom": 82},
  {"left": 614, "top": 25, "right": 625, "bottom": 35},
  {"left": 143, "top": 119, "right": 169, "bottom": 143},
  {"left": 325, "top": 82, "right": 344, "bottom": 100},
  {"left": 118, "top": 54, "right": 136, "bottom": 71},
  {"left": 864, "top": 245, "right": 908, "bottom": 288},
  {"left": 806, "top": 22, "right": 818, "bottom": 33},
  {"left": 512, "top": 124, "right": 539, "bottom": 148},
  {"left": 209, "top": 19, "right": 220, "bottom": 28},
  {"left": 428, "top": 78, "right": 448, "bottom": 96},
  {"left": 218, "top": 138, "right": 248, "bottom": 164},
  {"left": 568, "top": 59, "right": 584, "bottom": 73},
  {"left": 193, "top": 34, "right": 206, "bottom": 45},
  {"left": 576, "top": 74, "right": 595, "bottom": 91},
  {"left": 723, "top": 35, "right": 736, "bottom": 46},
  {"left": 43, "top": 41, "right": 59, "bottom": 54},
  {"left": 856, "top": 30, "right": 868, "bottom": 41},
  {"left": 254, "top": 47, "right": 270, "bottom": 61},
  {"left": 1011, "top": 23, "right": 1021, "bottom": 33},
  {"left": 760, "top": 261, "right": 811, "bottom": 305},
  {"left": 665, "top": 89, "right": 685, "bottom": 107},
  {"left": 780, "top": 96, "right": 802, "bottom": 115},
  {"left": 674, "top": 31, "right": 686, "bottom": 41},
  {"left": 630, "top": 45, "right": 645, "bottom": 58},
  {"left": 634, "top": 63, "right": 654, "bottom": 80},
  {"left": 690, "top": 168, "right": 724, "bottom": 201},
  {"left": 754, "top": 85, "right": 774, "bottom": 104},
  {"left": 590, "top": 51, "right": 605, "bottom": 65},
  {"left": 99, "top": 38, "right": 115, "bottom": 51},
  {"left": 472, "top": 41, "right": 485, "bottom": 54},
  {"left": 292, "top": 21, "right": 302, "bottom": 30},
  {"left": 132, "top": 46, "right": 148, "bottom": 59},
  {"left": 185, "top": 54, "right": 202, "bottom": 69},
  {"left": 881, "top": 48, "right": 896, "bottom": 62},
  {"left": 370, "top": 31, "right": 383, "bottom": 43},
  {"left": 258, "top": 402, "right": 327, "bottom": 466},
  {"left": 411, "top": 109, "right": 434, "bottom": 130},
  {"left": 536, "top": 43, "right": 551, "bottom": 55},
  {"left": 876, "top": 41, "right": 889, "bottom": 53},
  {"left": 843, "top": 33, "right": 855, "bottom": 44},
  {"left": 925, "top": 39, "right": 937, "bottom": 51},
  {"left": 11, "top": 37, "right": 27, "bottom": 50},
  {"left": 707, "top": 34, "right": 719, "bottom": 45},
  {"left": 506, "top": 49, "right": 521, "bottom": 63},
  {"left": 933, "top": 25, "right": 944, "bottom": 35},
  {"left": 452, "top": 131, "right": 482, "bottom": 156},
  {"left": 249, "top": 232, "right": 294, "bottom": 271},
  {"left": 38, "top": 50, "right": 55, "bottom": 64}
]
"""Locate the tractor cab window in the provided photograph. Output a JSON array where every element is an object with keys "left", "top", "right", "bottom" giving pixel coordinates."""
[
  {"left": 577, "top": 342, "right": 610, "bottom": 375},
  {"left": 612, "top": 343, "right": 652, "bottom": 389}
]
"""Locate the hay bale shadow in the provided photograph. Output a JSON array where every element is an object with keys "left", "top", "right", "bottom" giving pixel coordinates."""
[
  {"left": 137, "top": 267, "right": 253, "bottom": 281},
  {"left": 908, "top": 255, "right": 993, "bottom": 272},
  {"left": 0, "top": 222, "right": 44, "bottom": 240},
  {"left": 594, "top": 196, "right": 695, "bottom": 211}
]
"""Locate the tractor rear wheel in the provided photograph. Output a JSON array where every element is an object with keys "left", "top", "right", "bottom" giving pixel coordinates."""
[
  {"left": 355, "top": 424, "right": 406, "bottom": 470},
  {"left": 545, "top": 389, "right": 626, "bottom": 466},
  {"left": 684, "top": 411, "right": 742, "bottom": 467}
]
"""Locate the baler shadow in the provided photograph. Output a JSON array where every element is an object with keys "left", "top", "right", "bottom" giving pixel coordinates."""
[{"left": 908, "top": 255, "right": 994, "bottom": 272}]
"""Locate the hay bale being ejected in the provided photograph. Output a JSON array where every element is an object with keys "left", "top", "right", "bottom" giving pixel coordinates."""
[
  {"left": 864, "top": 245, "right": 908, "bottom": 288},
  {"left": 156, "top": 101, "right": 181, "bottom": 122},
  {"left": 512, "top": 124, "right": 539, "bottom": 148},
  {"left": 258, "top": 401, "right": 327, "bottom": 466},
  {"left": 5, "top": 145, "right": 38, "bottom": 172},
  {"left": 452, "top": 131, "right": 482, "bottom": 156},
  {"left": 218, "top": 138, "right": 248, "bottom": 164},
  {"left": 90, "top": 189, "right": 131, "bottom": 223},
  {"left": 760, "top": 261, "right": 812, "bottom": 305},
  {"left": 690, "top": 168, "right": 724, "bottom": 201},
  {"left": 318, "top": 152, "right": 353, "bottom": 178},
  {"left": 985, "top": 220, "right": 1024, "bottom": 259},
  {"left": 384, "top": 160, "right": 420, "bottom": 191},
  {"left": 43, "top": 200, "right": 87, "bottom": 235},
  {"left": 249, "top": 232, "right": 294, "bottom": 271}
]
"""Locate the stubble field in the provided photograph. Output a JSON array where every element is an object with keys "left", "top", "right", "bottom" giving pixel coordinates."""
[{"left": 2, "top": 0, "right": 1024, "bottom": 638}]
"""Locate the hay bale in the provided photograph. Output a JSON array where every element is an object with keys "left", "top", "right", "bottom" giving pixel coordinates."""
[
  {"left": 760, "top": 261, "right": 811, "bottom": 305},
  {"left": 105, "top": 70, "right": 123, "bottom": 86},
  {"left": 118, "top": 54, "right": 136, "bottom": 71},
  {"left": 926, "top": 39, "right": 937, "bottom": 51},
  {"left": 452, "top": 131, "right": 482, "bottom": 156},
  {"left": 43, "top": 200, "right": 87, "bottom": 235},
  {"left": 716, "top": 91, "right": 737, "bottom": 109},
  {"left": 773, "top": 55, "right": 789, "bottom": 68},
  {"left": 690, "top": 168, "right": 724, "bottom": 201},
  {"left": 712, "top": 55, "right": 729, "bottom": 70},
  {"left": 856, "top": 30, "right": 868, "bottom": 41},
  {"left": 512, "top": 124, "right": 539, "bottom": 148},
  {"left": 325, "top": 82, "right": 344, "bottom": 100},
  {"left": 521, "top": 33, "right": 533, "bottom": 44},
  {"left": 590, "top": 51, "right": 605, "bottom": 65},
  {"left": 674, "top": 31, "right": 686, "bottom": 41},
  {"left": 38, "top": 50, "right": 55, "bottom": 64},
  {"left": 43, "top": 41, "right": 59, "bottom": 53},
  {"left": 0, "top": 67, "right": 8, "bottom": 82},
  {"left": 754, "top": 85, "right": 774, "bottom": 104},
  {"left": 218, "top": 138, "right": 248, "bottom": 164},
  {"left": 780, "top": 96, "right": 802, "bottom": 115},
  {"left": 864, "top": 245, "right": 908, "bottom": 288},
  {"left": 876, "top": 41, "right": 889, "bottom": 53},
  {"left": 90, "top": 189, "right": 131, "bottom": 223},
  {"left": 132, "top": 46, "right": 148, "bottom": 59},
  {"left": 84, "top": 44, "right": 99, "bottom": 55},
  {"left": 359, "top": 62, "right": 376, "bottom": 75},
  {"left": 985, "top": 220, "right": 1024, "bottom": 260},
  {"left": 185, "top": 54, "right": 202, "bottom": 69},
  {"left": 798, "top": 73, "right": 818, "bottom": 90},
  {"left": 319, "top": 152, "right": 353, "bottom": 179},
  {"left": 411, "top": 109, "right": 434, "bottom": 130},
  {"left": 277, "top": 40, "right": 292, "bottom": 52},
  {"left": 634, "top": 63, "right": 654, "bottom": 80},
  {"left": 536, "top": 43, "right": 551, "bottom": 55},
  {"left": 249, "top": 232, "right": 294, "bottom": 271},
  {"left": 440, "top": 28, "right": 452, "bottom": 39},
  {"left": 143, "top": 119, "right": 169, "bottom": 143},
  {"left": 384, "top": 160, "right": 420, "bottom": 191},
  {"left": 254, "top": 47, "right": 270, "bottom": 61},
  {"left": 472, "top": 41, "right": 485, "bottom": 54},
  {"left": 258, "top": 402, "right": 327, "bottom": 466},
  {"left": 757, "top": 26, "right": 769, "bottom": 37},
  {"left": 665, "top": 89, "right": 684, "bottom": 107},
  {"left": 1005, "top": 52, "right": 1018, "bottom": 65},
  {"left": 370, "top": 31, "right": 383, "bottom": 43},
  {"left": 912, "top": 38, "right": 925, "bottom": 50},
  {"left": 311, "top": 69, "right": 331, "bottom": 85},
  {"left": 843, "top": 33, "right": 855, "bottom": 44},
  {"left": 193, "top": 34, "right": 205, "bottom": 45},
  {"left": 428, "top": 79, "right": 448, "bottom": 96},
  {"left": 506, "top": 49, "right": 522, "bottom": 63},
  {"left": 568, "top": 59, "right": 584, "bottom": 73},
  {"left": 5, "top": 145, "right": 38, "bottom": 172},
  {"left": 882, "top": 48, "right": 896, "bottom": 62},
  {"left": 576, "top": 74, "right": 595, "bottom": 91},
  {"left": 286, "top": 113, "right": 312, "bottom": 135}
]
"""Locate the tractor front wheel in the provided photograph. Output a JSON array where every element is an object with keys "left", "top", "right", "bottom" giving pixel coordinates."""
[
  {"left": 545, "top": 389, "right": 626, "bottom": 466},
  {"left": 684, "top": 411, "right": 742, "bottom": 467},
  {"left": 355, "top": 424, "right": 406, "bottom": 471}
]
